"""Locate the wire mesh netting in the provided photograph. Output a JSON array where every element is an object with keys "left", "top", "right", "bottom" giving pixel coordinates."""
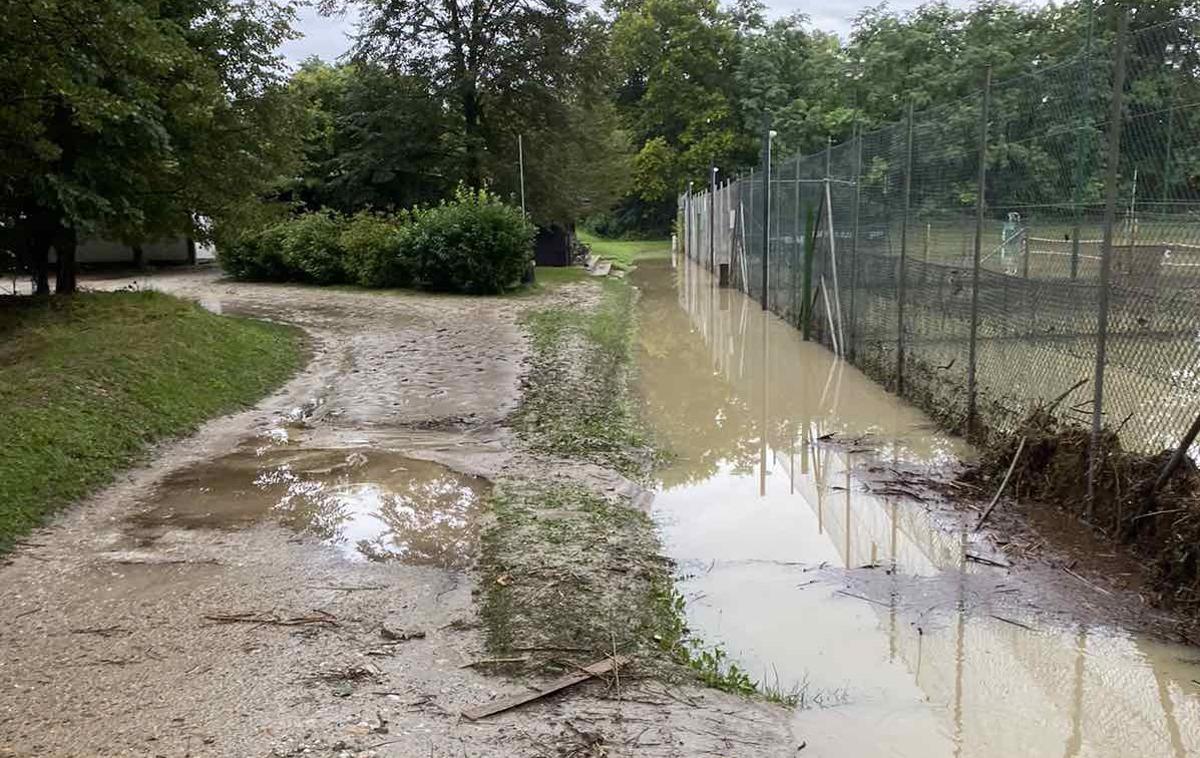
[{"left": 678, "top": 14, "right": 1200, "bottom": 459}]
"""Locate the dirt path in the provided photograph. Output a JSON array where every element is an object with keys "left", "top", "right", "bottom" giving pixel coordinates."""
[{"left": 0, "top": 269, "right": 794, "bottom": 758}]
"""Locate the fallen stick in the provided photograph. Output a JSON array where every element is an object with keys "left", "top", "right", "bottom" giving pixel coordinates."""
[
  {"left": 989, "top": 614, "right": 1035, "bottom": 632},
  {"left": 460, "top": 655, "right": 630, "bottom": 721},
  {"left": 835, "top": 590, "right": 891, "bottom": 608},
  {"left": 203, "top": 610, "right": 338, "bottom": 627},
  {"left": 965, "top": 553, "right": 1010, "bottom": 569},
  {"left": 1046, "top": 378, "right": 1089, "bottom": 414},
  {"left": 1150, "top": 410, "right": 1200, "bottom": 496},
  {"left": 460, "top": 656, "right": 531, "bottom": 668},
  {"left": 1063, "top": 566, "right": 1112, "bottom": 595},
  {"left": 974, "top": 436, "right": 1027, "bottom": 532},
  {"left": 1131, "top": 507, "right": 1187, "bottom": 523}
]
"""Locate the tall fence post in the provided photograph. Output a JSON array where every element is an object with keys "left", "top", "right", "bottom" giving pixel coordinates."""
[
  {"left": 1087, "top": 6, "right": 1130, "bottom": 516},
  {"left": 967, "top": 66, "right": 993, "bottom": 436},
  {"left": 848, "top": 123, "right": 863, "bottom": 359},
  {"left": 1070, "top": 0, "right": 1095, "bottom": 280},
  {"left": 897, "top": 100, "right": 915, "bottom": 395},
  {"left": 793, "top": 154, "right": 801, "bottom": 324},
  {"left": 709, "top": 164, "right": 717, "bottom": 272},
  {"left": 803, "top": 204, "right": 816, "bottom": 338},
  {"left": 762, "top": 119, "right": 773, "bottom": 310}
]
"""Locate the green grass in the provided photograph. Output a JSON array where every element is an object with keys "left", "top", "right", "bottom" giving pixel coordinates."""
[
  {"left": 0, "top": 291, "right": 304, "bottom": 551},
  {"left": 489, "top": 277, "right": 791, "bottom": 703},
  {"left": 479, "top": 482, "right": 680, "bottom": 667},
  {"left": 577, "top": 230, "right": 671, "bottom": 269},
  {"left": 532, "top": 266, "right": 589, "bottom": 287},
  {"left": 514, "top": 280, "right": 656, "bottom": 476}
]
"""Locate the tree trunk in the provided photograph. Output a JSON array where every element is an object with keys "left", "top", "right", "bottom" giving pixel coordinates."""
[
  {"left": 462, "top": 81, "right": 483, "bottom": 187},
  {"left": 29, "top": 226, "right": 51, "bottom": 295},
  {"left": 54, "top": 225, "right": 77, "bottom": 294},
  {"left": 131, "top": 244, "right": 144, "bottom": 268}
]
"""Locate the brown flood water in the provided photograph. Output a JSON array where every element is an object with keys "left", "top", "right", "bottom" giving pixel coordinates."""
[
  {"left": 129, "top": 448, "right": 490, "bottom": 568},
  {"left": 634, "top": 259, "right": 1200, "bottom": 757}
]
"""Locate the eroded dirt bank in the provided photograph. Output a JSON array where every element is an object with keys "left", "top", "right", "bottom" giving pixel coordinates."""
[{"left": 0, "top": 268, "right": 793, "bottom": 757}]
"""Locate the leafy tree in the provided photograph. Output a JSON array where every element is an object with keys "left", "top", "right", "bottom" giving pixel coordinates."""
[
  {"left": 337, "top": 0, "right": 584, "bottom": 187},
  {"left": 610, "top": 0, "right": 751, "bottom": 214},
  {"left": 323, "top": 0, "right": 626, "bottom": 227},
  {"left": 288, "top": 59, "right": 453, "bottom": 214},
  {"left": 734, "top": 15, "right": 855, "bottom": 156},
  {"left": 0, "top": 0, "right": 303, "bottom": 294}
]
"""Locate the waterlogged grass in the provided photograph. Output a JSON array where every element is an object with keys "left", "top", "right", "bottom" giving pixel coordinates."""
[
  {"left": 0, "top": 291, "right": 303, "bottom": 551},
  {"left": 480, "top": 483, "right": 678, "bottom": 667},
  {"left": 479, "top": 479, "right": 785, "bottom": 698},
  {"left": 515, "top": 280, "right": 655, "bottom": 477},
  {"left": 492, "top": 277, "right": 795, "bottom": 705},
  {"left": 577, "top": 231, "right": 671, "bottom": 269}
]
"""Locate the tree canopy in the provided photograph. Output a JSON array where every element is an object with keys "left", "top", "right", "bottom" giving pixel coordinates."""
[
  {"left": 8, "top": 0, "right": 1199, "bottom": 285},
  {"left": 0, "top": 0, "right": 304, "bottom": 293}
]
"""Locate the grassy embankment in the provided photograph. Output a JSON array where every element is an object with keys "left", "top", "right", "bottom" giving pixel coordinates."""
[
  {"left": 482, "top": 275, "right": 779, "bottom": 701},
  {"left": 577, "top": 230, "right": 671, "bottom": 269},
  {"left": 0, "top": 292, "right": 303, "bottom": 551}
]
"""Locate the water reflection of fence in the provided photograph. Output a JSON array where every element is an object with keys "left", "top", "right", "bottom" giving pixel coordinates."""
[
  {"left": 679, "top": 12, "right": 1200, "bottom": 500},
  {"left": 677, "top": 258, "right": 968, "bottom": 573},
  {"left": 670, "top": 259, "right": 1200, "bottom": 757}
]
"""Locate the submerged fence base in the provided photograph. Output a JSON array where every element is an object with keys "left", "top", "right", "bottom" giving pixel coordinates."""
[{"left": 679, "top": 9, "right": 1200, "bottom": 511}]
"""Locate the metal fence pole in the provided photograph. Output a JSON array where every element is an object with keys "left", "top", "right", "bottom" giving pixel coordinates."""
[
  {"left": 762, "top": 120, "right": 773, "bottom": 310},
  {"left": 709, "top": 164, "right": 717, "bottom": 272},
  {"left": 967, "top": 66, "right": 993, "bottom": 435},
  {"left": 793, "top": 155, "right": 801, "bottom": 324},
  {"left": 1087, "top": 7, "right": 1130, "bottom": 515},
  {"left": 897, "top": 100, "right": 915, "bottom": 395},
  {"left": 849, "top": 124, "right": 863, "bottom": 359},
  {"left": 1070, "top": 0, "right": 1095, "bottom": 281}
]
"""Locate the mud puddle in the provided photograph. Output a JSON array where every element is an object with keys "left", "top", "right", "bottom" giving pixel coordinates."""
[
  {"left": 129, "top": 448, "right": 490, "bottom": 568},
  {"left": 635, "top": 260, "right": 1200, "bottom": 757}
]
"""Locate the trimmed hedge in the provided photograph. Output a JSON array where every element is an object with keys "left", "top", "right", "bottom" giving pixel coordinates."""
[{"left": 218, "top": 189, "right": 533, "bottom": 294}]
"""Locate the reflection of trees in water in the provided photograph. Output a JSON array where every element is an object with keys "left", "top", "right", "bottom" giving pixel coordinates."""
[
  {"left": 638, "top": 272, "right": 761, "bottom": 488},
  {"left": 253, "top": 456, "right": 484, "bottom": 568},
  {"left": 355, "top": 477, "right": 478, "bottom": 567}
]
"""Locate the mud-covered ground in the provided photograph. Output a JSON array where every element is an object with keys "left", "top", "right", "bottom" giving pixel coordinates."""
[{"left": 0, "top": 269, "right": 795, "bottom": 758}]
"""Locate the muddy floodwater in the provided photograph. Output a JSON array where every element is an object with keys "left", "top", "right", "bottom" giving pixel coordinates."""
[
  {"left": 634, "top": 259, "right": 1200, "bottom": 757},
  {"left": 131, "top": 447, "right": 489, "bottom": 568}
]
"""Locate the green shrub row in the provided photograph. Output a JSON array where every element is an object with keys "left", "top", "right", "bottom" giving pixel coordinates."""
[{"left": 219, "top": 188, "right": 533, "bottom": 294}]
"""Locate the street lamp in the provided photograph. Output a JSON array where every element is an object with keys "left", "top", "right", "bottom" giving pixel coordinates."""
[{"left": 762, "top": 129, "right": 777, "bottom": 309}]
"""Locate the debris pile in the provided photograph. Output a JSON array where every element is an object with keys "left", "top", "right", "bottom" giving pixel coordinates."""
[{"left": 963, "top": 407, "right": 1200, "bottom": 610}]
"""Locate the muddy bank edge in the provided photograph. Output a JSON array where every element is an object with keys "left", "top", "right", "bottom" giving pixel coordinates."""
[{"left": 0, "top": 291, "right": 304, "bottom": 553}]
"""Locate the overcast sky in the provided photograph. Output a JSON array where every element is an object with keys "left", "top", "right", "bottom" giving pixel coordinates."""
[{"left": 279, "top": 1, "right": 989, "bottom": 65}]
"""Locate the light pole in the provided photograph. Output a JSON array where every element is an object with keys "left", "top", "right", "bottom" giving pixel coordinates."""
[
  {"left": 762, "top": 127, "right": 777, "bottom": 310},
  {"left": 517, "top": 134, "right": 527, "bottom": 219}
]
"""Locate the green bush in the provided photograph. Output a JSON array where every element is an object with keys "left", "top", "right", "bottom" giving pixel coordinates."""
[
  {"left": 340, "top": 211, "right": 413, "bottom": 288},
  {"left": 407, "top": 188, "right": 533, "bottom": 294},
  {"left": 219, "top": 191, "right": 531, "bottom": 295},
  {"left": 217, "top": 223, "right": 290, "bottom": 281},
  {"left": 280, "top": 211, "right": 346, "bottom": 285}
]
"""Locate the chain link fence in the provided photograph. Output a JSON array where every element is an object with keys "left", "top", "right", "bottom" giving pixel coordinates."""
[{"left": 679, "top": 11, "right": 1200, "bottom": 487}]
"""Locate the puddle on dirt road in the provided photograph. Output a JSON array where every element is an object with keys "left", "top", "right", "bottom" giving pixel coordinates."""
[
  {"left": 634, "top": 259, "right": 1200, "bottom": 757},
  {"left": 130, "top": 449, "right": 489, "bottom": 568}
]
